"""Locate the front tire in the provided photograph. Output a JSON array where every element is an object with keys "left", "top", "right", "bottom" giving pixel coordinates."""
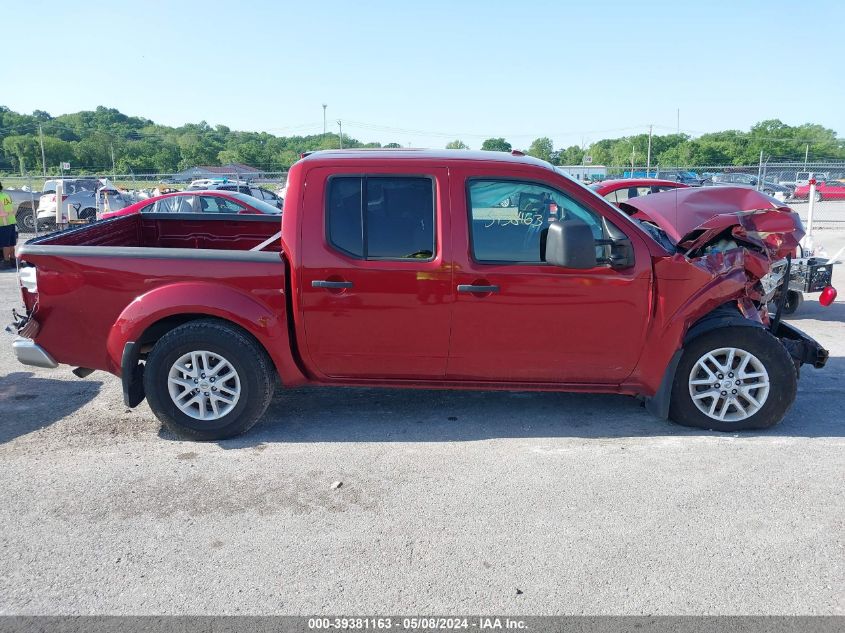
[
  {"left": 144, "top": 319, "right": 275, "bottom": 440},
  {"left": 669, "top": 327, "right": 797, "bottom": 432},
  {"left": 814, "top": 191, "right": 823, "bottom": 202}
]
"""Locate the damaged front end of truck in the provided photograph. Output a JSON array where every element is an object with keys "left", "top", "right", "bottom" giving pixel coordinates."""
[{"left": 622, "top": 187, "right": 831, "bottom": 375}]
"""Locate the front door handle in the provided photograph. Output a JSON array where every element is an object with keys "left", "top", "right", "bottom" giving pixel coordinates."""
[
  {"left": 457, "top": 284, "right": 499, "bottom": 293},
  {"left": 312, "top": 280, "right": 354, "bottom": 289}
]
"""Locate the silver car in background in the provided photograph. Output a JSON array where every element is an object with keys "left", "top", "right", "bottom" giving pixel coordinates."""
[{"left": 37, "top": 179, "right": 130, "bottom": 225}]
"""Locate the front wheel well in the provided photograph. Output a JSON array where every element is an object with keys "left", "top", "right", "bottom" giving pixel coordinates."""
[
  {"left": 646, "top": 302, "right": 765, "bottom": 419},
  {"left": 683, "top": 302, "right": 764, "bottom": 345}
]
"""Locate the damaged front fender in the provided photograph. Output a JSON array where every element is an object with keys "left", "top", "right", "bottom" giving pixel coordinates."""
[
  {"left": 626, "top": 187, "right": 807, "bottom": 324},
  {"left": 624, "top": 187, "right": 826, "bottom": 416}
]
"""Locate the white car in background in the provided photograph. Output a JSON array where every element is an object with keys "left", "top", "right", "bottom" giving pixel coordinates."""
[
  {"left": 37, "top": 178, "right": 129, "bottom": 224},
  {"left": 37, "top": 178, "right": 98, "bottom": 224}
]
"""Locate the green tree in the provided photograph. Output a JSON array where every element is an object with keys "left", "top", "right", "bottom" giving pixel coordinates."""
[
  {"left": 446, "top": 140, "right": 469, "bottom": 149},
  {"left": 41, "top": 137, "right": 75, "bottom": 171},
  {"left": 558, "top": 145, "right": 585, "bottom": 165},
  {"left": 481, "top": 138, "right": 511, "bottom": 152},
  {"left": 527, "top": 137, "right": 554, "bottom": 162},
  {"left": 2, "top": 135, "right": 39, "bottom": 175}
]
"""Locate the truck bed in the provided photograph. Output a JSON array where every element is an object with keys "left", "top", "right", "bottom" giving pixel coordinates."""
[
  {"left": 15, "top": 213, "right": 287, "bottom": 375},
  {"left": 27, "top": 213, "right": 282, "bottom": 252}
]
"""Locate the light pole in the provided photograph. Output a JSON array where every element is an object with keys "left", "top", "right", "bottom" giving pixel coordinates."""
[
  {"left": 337, "top": 120, "right": 343, "bottom": 149},
  {"left": 322, "top": 104, "right": 327, "bottom": 136},
  {"left": 38, "top": 125, "right": 47, "bottom": 178}
]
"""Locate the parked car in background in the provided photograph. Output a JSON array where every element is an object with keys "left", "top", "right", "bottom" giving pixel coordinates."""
[
  {"left": 101, "top": 190, "right": 282, "bottom": 219},
  {"left": 795, "top": 171, "right": 828, "bottom": 188},
  {"left": 590, "top": 179, "right": 689, "bottom": 205},
  {"left": 250, "top": 186, "right": 283, "bottom": 209},
  {"left": 187, "top": 179, "right": 283, "bottom": 209},
  {"left": 656, "top": 170, "right": 707, "bottom": 186},
  {"left": 792, "top": 180, "right": 845, "bottom": 202},
  {"left": 36, "top": 178, "right": 101, "bottom": 225},
  {"left": 709, "top": 173, "right": 794, "bottom": 198},
  {"left": 5, "top": 187, "right": 42, "bottom": 232},
  {"left": 39, "top": 182, "right": 130, "bottom": 224}
]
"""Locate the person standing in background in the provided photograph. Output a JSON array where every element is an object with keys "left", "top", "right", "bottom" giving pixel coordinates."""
[{"left": 0, "top": 182, "right": 17, "bottom": 269}]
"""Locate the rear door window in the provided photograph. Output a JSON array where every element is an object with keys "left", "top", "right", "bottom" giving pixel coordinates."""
[
  {"left": 155, "top": 196, "right": 195, "bottom": 213},
  {"left": 326, "top": 176, "right": 435, "bottom": 260}
]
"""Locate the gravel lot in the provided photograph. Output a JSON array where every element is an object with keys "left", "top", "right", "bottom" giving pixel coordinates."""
[{"left": 1, "top": 232, "right": 843, "bottom": 616}]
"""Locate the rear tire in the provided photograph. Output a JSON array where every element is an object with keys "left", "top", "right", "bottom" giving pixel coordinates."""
[
  {"left": 814, "top": 191, "right": 823, "bottom": 202},
  {"left": 669, "top": 327, "right": 796, "bottom": 432},
  {"left": 143, "top": 319, "right": 275, "bottom": 441},
  {"left": 16, "top": 206, "right": 36, "bottom": 232}
]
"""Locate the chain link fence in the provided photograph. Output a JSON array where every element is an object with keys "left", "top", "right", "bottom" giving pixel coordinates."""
[
  {"left": 593, "top": 161, "right": 845, "bottom": 227},
  {"left": 4, "top": 161, "right": 845, "bottom": 236},
  {"left": 3, "top": 170, "right": 289, "bottom": 235}
]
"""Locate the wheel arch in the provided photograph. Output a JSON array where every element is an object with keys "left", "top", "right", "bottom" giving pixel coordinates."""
[
  {"left": 107, "top": 282, "right": 305, "bottom": 396},
  {"left": 645, "top": 302, "right": 766, "bottom": 419}
]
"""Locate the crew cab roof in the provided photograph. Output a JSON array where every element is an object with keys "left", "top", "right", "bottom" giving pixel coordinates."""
[{"left": 299, "top": 148, "right": 556, "bottom": 170}]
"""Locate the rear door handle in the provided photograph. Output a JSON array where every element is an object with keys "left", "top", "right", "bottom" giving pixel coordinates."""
[
  {"left": 457, "top": 284, "right": 499, "bottom": 293},
  {"left": 312, "top": 280, "right": 354, "bottom": 289}
]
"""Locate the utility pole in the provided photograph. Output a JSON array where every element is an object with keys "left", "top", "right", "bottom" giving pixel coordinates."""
[
  {"left": 110, "top": 144, "right": 116, "bottom": 181},
  {"left": 804, "top": 144, "right": 809, "bottom": 168},
  {"left": 676, "top": 108, "right": 680, "bottom": 134},
  {"left": 337, "top": 120, "right": 343, "bottom": 149},
  {"left": 322, "top": 104, "right": 327, "bottom": 136},
  {"left": 38, "top": 125, "right": 47, "bottom": 178},
  {"left": 646, "top": 124, "right": 653, "bottom": 177},
  {"left": 631, "top": 144, "right": 635, "bottom": 176}
]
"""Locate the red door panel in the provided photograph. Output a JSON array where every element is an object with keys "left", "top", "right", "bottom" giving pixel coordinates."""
[
  {"left": 447, "top": 167, "right": 652, "bottom": 384},
  {"left": 298, "top": 167, "right": 453, "bottom": 379}
]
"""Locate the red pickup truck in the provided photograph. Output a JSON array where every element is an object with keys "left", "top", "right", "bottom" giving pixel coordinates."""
[{"left": 10, "top": 150, "right": 830, "bottom": 440}]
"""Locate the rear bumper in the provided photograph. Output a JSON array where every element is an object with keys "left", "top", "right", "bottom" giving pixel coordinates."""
[{"left": 11, "top": 336, "right": 58, "bottom": 369}]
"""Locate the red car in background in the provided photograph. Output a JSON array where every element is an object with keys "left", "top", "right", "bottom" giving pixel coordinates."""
[
  {"left": 101, "top": 190, "right": 282, "bottom": 220},
  {"left": 590, "top": 178, "right": 689, "bottom": 205},
  {"left": 792, "top": 180, "right": 845, "bottom": 202}
]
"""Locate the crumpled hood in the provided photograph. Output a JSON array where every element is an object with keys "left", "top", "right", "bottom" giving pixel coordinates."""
[{"left": 620, "top": 186, "right": 804, "bottom": 258}]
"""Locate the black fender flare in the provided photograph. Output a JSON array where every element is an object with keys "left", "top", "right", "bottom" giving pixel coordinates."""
[{"left": 644, "top": 303, "right": 765, "bottom": 419}]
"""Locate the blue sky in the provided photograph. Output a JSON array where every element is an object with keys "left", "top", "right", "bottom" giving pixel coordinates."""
[{"left": 8, "top": 0, "right": 844, "bottom": 149}]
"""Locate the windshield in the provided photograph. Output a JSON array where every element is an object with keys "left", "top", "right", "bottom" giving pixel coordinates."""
[{"left": 229, "top": 192, "right": 282, "bottom": 214}]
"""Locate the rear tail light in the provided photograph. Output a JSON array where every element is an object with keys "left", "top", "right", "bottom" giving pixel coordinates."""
[
  {"left": 18, "top": 265, "right": 37, "bottom": 293},
  {"left": 819, "top": 286, "right": 837, "bottom": 307}
]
